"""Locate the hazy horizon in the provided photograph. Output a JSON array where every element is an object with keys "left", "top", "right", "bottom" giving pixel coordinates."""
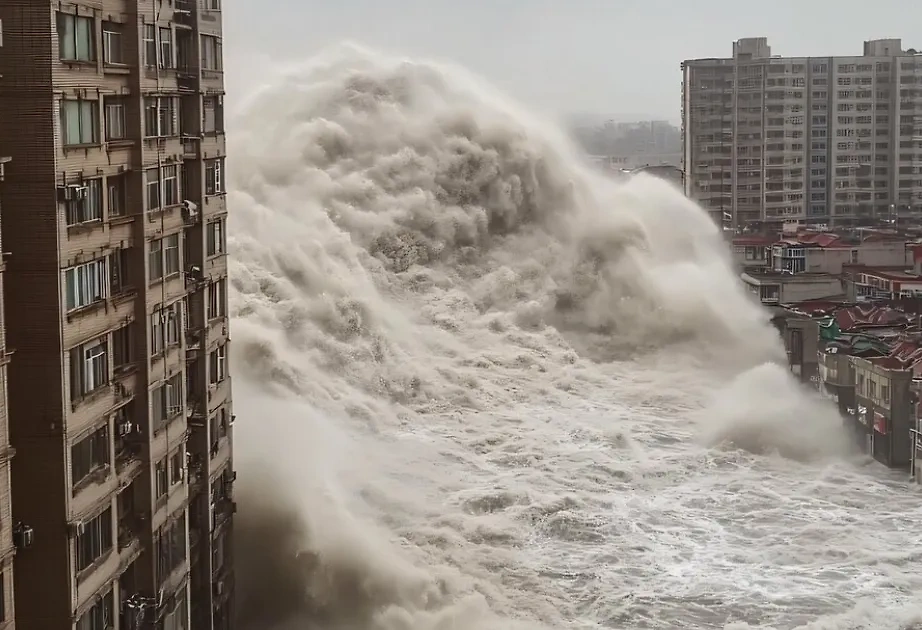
[{"left": 225, "top": 0, "right": 922, "bottom": 125}]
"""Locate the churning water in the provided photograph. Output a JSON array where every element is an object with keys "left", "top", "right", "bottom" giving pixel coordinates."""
[{"left": 224, "top": 45, "right": 922, "bottom": 630}]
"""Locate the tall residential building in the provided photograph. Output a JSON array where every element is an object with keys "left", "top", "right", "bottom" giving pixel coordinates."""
[
  {"left": 0, "top": 153, "right": 16, "bottom": 628},
  {"left": 0, "top": 1, "right": 234, "bottom": 629},
  {"left": 682, "top": 38, "right": 922, "bottom": 228}
]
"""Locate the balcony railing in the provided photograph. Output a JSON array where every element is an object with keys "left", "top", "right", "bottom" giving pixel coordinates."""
[{"left": 174, "top": 0, "right": 196, "bottom": 27}]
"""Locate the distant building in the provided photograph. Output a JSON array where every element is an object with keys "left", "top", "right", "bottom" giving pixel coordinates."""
[
  {"left": 681, "top": 37, "right": 922, "bottom": 228},
  {"left": 576, "top": 120, "right": 682, "bottom": 172}
]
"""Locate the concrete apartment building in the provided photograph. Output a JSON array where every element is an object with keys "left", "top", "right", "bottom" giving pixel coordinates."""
[
  {"left": 0, "top": 1, "right": 233, "bottom": 628},
  {"left": 681, "top": 38, "right": 922, "bottom": 228},
  {"left": 0, "top": 155, "right": 15, "bottom": 627}
]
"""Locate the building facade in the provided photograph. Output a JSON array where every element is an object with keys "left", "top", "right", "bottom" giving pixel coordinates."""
[
  {"left": 849, "top": 356, "right": 914, "bottom": 468},
  {"left": 0, "top": 1, "right": 233, "bottom": 628},
  {"left": 0, "top": 154, "right": 16, "bottom": 627},
  {"left": 682, "top": 38, "right": 922, "bottom": 228}
]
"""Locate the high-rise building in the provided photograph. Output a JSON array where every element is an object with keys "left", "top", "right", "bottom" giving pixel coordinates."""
[
  {"left": 682, "top": 38, "right": 922, "bottom": 228},
  {"left": 0, "top": 154, "right": 16, "bottom": 628},
  {"left": 0, "top": 1, "right": 234, "bottom": 628}
]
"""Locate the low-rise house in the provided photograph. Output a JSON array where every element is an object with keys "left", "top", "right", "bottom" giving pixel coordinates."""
[
  {"left": 849, "top": 355, "right": 916, "bottom": 469},
  {"left": 770, "top": 232, "right": 910, "bottom": 275},
  {"left": 818, "top": 333, "right": 889, "bottom": 429},
  {"left": 742, "top": 271, "right": 844, "bottom": 305},
  {"left": 730, "top": 235, "right": 773, "bottom": 271},
  {"left": 771, "top": 312, "right": 820, "bottom": 385}
]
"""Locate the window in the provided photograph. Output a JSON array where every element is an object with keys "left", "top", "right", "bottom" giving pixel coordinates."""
[
  {"left": 70, "top": 338, "right": 109, "bottom": 400},
  {"left": 159, "top": 26, "right": 173, "bottom": 68},
  {"left": 146, "top": 165, "right": 181, "bottom": 210},
  {"left": 110, "top": 248, "right": 130, "bottom": 294},
  {"left": 201, "top": 35, "right": 222, "bottom": 71},
  {"left": 210, "top": 407, "right": 229, "bottom": 454},
  {"left": 146, "top": 168, "right": 161, "bottom": 211},
  {"left": 104, "top": 97, "right": 126, "bottom": 141},
  {"left": 71, "top": 424, "right": 110, "bottom": 488},
  {"left": 208, "top": 279, "right": 227, "bottom": 320},
  {"left": 162, "top": 165, "right": 179, "bottom": 206},
  {"left": 65, "top": 178, "right": 103, "bottom": 226},
  {"left": 209, "top": 344, "right": 227, "bottom": 384},
  {"left": 65, "top": 259, "right": 107, "bottom": 311},
  {"left": 75, "top": 507, "right": 113, "bottom": 572},
  {"left": 203, "top": 96, "right": 225, "bottom": 133},
  {"left": 144, "top": 96, "right": 178, "bottom": 137},
  {"left": 149, "top": 238, "right": 164, "bottom": 282},
  {"left": 60, "top": 100, "right": 99, "bottom": 146},
  {"left": 205, "top": 0, "right": 221, "bottom": 9},
  {"left": 102, "top": 21, "right": 123, "bottom": 64},
  {"left": 205, "top": 158, "right": 224, "bottom": 195},
  {"left": 156, "top": 459, "right": 168, "bottom": 500},
  {"left": 57, "top": 12, "right": 95, "bottom": 62},
  {"left": 207, "top": 219, "right": 225, "bottom": 256},
  {"left": 150, "top": 301, "right": 182, "bottom": 355},
  {"left": 112, "top": 323, "right": 133, "bottom": 372},
  {"left": 148, "top": 234, "right": 180, "bottom": 283},
  {"left": 170, "top": 449, "right": 184, "bottom": 485},
  {"left": 0, "top": 571, "right": 4, "bottom": 622},
  {"left": 152, "top": 373, "right": 183, "bottom": 427},
  {"left": 143, "top": 24, "right": 156, "bottom": 66},
  {"left": 76, "top": 589, "right": 113, "bottom": 630},
  {"left": 108, "top": 174, "right": 127, "bottom": 217},
  {"left": 155, "top": 514, "right": 187, "bottom": 584}
]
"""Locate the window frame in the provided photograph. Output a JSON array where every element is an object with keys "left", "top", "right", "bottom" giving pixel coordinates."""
[
  {"left": 65, "top": 178, "right": 104, "bottom": 226},
  {"left": 205, "top": 158, "right": 224, "bottom": 195},
  {"left": 143, "top": 24, "right": 156, "bottom": 67},
  {"left": 60, "top": 99, "right": 100, "bottom": 146},
  {"left": 64, "top": 258, "right": 108, "bottom": 311},
  {"left": 75, "top": 507, "right": 113, "bottom": 573},
  {"left": 104, "top": 97, "right": 126, "bottom": 141},
  {"left": 101, "top": 21, "right": 123, "bottom": 65},
  {"left": 57, "top": 12, "right": 96, "bottom": 62},
  {"left": 206, "top": 219, "right": 225, "bottom": 257},
  {"left": 207, "top": 279, "right": 227, "bottom": 320},
  {"left": 71, "top": 422, "right": 111, "bottom": 488}
]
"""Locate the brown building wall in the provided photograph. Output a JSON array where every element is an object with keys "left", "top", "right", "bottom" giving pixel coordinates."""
[{"left": 0, "top": 1, "right": 73, "bottom": 628}]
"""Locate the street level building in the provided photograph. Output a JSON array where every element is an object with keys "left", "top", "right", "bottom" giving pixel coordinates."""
[{"left": 0, "top": 0, "right": 234, "bottom": 628}]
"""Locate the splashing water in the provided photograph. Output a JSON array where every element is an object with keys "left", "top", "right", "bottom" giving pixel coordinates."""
[{"left": 227, "top": 45, "right": 922, "bottom": 630}]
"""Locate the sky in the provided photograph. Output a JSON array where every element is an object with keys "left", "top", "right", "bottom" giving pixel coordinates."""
[{"left": 224, "top": 0, "right": 922, "bottom": 125}]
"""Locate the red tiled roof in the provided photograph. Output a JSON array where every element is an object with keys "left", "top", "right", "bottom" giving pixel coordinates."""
[
  {"left": 733, "top": 236, "right": 775, "bottom": 246},
  {"left": 835, "top": 304, "right": 910, "bottom": 331},
  {"left": 776, "top": 232, "right": 843, "bottom": 248}
]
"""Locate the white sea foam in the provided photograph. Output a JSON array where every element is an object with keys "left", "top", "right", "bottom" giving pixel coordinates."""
[{"left": 227, "top": 44, "right": 922, "bottom": 630}]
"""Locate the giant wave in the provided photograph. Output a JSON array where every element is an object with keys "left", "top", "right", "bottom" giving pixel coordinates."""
[{"left": 226, "top": 44, "right": 922, "bottom": 630}]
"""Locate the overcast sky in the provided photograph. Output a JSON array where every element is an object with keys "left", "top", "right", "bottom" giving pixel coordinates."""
[{"left": 225, "top": 0, "right": 922, "bottom": 124}]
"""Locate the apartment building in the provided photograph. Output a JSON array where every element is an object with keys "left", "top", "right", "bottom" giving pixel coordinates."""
[
  {"left": 0, "top": 1, "right": 233, "bottom": 629},
  {"left": 682, "top": 38, "right": 922, "bottom": 228},
  {"left": 0, "top": 154, "right": 15, "bottom": 628}
]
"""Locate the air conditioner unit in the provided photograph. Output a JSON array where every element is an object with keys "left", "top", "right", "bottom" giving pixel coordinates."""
[{"left": 181, "top": 199, "right": 198, "bottom": 215}]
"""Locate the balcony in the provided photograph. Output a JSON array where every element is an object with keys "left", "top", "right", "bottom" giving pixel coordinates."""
[
  {"left": 182, "top": 137, "right": 201, "bottom": 161},
  {"left": 174, "top": 0, "right": 196, "bottom": 27},
  {"left": 185, "top": 327, "right": 205, "bottom": 353},
  {"left": 177, "top": 65, "right": 198, "bottom": 93},
  {"left": 118, "top": 514, "right": 142, "bottom": 551}
]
